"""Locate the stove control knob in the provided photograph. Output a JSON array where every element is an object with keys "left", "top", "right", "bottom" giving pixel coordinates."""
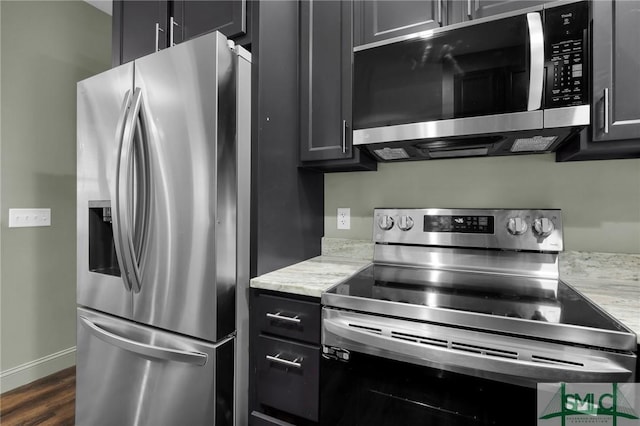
[
  {"left": 507, "top": 217, "right": 528, "bottom": 235},
  {"left": 533, "top": 217, "right": 554, "bottom": 237},
  {"left": 398, "top": 215, "right": 414, "bottom": 231},
  {"left": 378, "top": 215, "right": 395, "bottom": 231}
]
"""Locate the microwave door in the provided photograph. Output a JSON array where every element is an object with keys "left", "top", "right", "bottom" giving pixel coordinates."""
[{"left": 352, "top": 12, "right": 545, "bottom": 145}]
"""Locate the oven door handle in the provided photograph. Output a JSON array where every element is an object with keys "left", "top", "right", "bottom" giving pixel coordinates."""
[{"left": 323, "top": 313, "right": 633, "bottom": 384}]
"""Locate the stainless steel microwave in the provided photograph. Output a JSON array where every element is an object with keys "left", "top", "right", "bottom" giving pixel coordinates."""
[{"left": 353, "top": 0, "right": 590, "bottom": 161}]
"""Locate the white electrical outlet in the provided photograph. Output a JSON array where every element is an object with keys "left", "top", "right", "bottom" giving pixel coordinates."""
[
  {"left": 8, "top": 208, "right": 51, "bottom": 228},
  {"left": 337, "top": 208, "right": 350, "bottom": 230}
]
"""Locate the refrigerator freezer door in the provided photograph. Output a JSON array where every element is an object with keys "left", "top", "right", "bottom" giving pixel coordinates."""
[
  {"left": 77, "top": 63, "right": 134, "bottom": 318},
  {"left": 131, "top": 32, "right": 237, "bottom": 342},
  {"left": 75, "top": 307, "right": 234, "bottom": 426}
]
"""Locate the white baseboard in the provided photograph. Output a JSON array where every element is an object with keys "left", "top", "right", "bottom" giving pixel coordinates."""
[{"left": 0, "top": 346, "right": 76, "bottom": 393}]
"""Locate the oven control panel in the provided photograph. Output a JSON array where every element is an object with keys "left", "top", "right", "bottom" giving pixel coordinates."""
[{"left": 374, "top": 209, "right": 563, "bottom": 252}]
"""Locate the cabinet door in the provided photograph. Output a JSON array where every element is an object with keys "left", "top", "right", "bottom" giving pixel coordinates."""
[
  {"left": 356, "top": 0, "right": 441, "bottom": 46},
  {"left": 113, "top": 0, "right": 169, "bottom": 65},
  {"left": 300, "top": 0, "right": 352, "bottom": 162},
  {"left": 464, "top": 0, "right": 551, "bottom": 21},
  {"left": 592, "top": 0, "right": 640, "bottom": 141},
  {"left": 171, "top": 0, "right": 247, "bottom": 45}
]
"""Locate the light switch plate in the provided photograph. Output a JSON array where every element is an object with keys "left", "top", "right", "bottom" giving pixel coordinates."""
[{"left": 8, "top": 208, "right": 51, "bottom": 228}]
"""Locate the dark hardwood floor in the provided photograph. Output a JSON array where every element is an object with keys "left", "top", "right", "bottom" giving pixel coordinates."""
[{"left": 0, "top": 367, "right": 75, "bottom": 426}]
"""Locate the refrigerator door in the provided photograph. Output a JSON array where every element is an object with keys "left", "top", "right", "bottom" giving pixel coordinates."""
[
  {"left": 131, "top": 32, "right": 237, "bottom": 342},
  {"left": 77, "top": 63, "right": 134, "bottom": 318},
  {"left": 75, "top": 307, "right": 234, "bottom": 426}
]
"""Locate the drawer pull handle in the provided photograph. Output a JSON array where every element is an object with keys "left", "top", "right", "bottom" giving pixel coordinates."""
[
  {"left": 266, "top": 354, "right": 302, "bottom": 368},
  {"left": 266, "top": 312, "right": 301, "bottom": 324}
]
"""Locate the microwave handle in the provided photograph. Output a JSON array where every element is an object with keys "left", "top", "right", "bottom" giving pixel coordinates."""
[{"left": 526, "top": 12, "right": 544, "bottom": 111}]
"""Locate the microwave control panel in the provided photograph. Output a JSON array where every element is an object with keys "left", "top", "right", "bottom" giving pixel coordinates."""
[{"left": 544, "top": 2, "right": 589, "bottom": 108}]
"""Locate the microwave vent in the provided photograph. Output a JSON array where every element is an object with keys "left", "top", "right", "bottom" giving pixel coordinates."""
[
  {"left": 428, "top": 147, "right": 489, "bottom": 159},
  {"left": 511, "top": 136, "right": 557, "bottom": 152},
  {"left": 374, "top": 147, "right": 410, "bottom": 160}
]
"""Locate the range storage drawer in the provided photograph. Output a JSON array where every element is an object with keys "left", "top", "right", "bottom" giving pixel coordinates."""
[
  {"left": 256, "top": 335, "right": 320, "bottom": 422},
  {"left": 254, "top": 292, "right": 321, "bottom": 344}
]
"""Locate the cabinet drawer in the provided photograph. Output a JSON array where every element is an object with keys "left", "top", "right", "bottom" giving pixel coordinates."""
[
  {"left": 254, "top": 292, "right": 321, "bottom": 344},
  {"left": 256, "top": 335, "right": 320, "bottom": 422}
]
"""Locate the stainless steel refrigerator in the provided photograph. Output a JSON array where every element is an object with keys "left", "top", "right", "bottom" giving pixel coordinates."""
[{"left": 76, "top": 32, "right": 251, "bottom": 425}]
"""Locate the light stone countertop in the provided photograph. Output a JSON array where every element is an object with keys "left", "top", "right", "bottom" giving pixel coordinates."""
[
  {"left": 251, "top": 238, "right": 640, "bottom": 341},
  {"left": 249, "top": 256, "right": 371, "bottom": 298},
  {"left": 563, "top": 278, "right": 640, "bottom": 340}
]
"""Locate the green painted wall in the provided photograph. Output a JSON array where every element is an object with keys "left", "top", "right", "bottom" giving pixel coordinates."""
[
  {"left": 1, "top": 1, "right": 111, "bottom": 371},
  {"left": 325, "top": 154, "right": 640, "bottom": 254}
]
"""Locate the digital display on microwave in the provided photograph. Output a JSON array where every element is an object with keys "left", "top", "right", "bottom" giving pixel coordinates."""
[{"left": 423, "top": 215, "right": 494, "bottom": 234}]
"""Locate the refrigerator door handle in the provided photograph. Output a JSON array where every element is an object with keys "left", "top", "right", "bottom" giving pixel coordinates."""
[
  {"left": 115, "top": 88, "right": 144, "bottom": 293},
  {"left": 112, "top": 90, "right": 133, "bottom": 292},
  {"left": 79, "top": 316, "right": 209, "bottom": 366}
]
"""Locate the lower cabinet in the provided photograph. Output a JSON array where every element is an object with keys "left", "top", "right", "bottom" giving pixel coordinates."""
[{"left": 250, "top": 289, "right": 322, "bottom": 425}]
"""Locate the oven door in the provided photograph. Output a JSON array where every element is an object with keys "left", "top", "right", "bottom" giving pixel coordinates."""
[{"left": 321, "top": 350, "right": 536, "bottom": 426}]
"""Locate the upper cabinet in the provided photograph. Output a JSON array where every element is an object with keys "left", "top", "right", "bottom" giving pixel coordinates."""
[
  {"left": 557, "top": 0, "right": 640, "bottom": 161},
  {"left": 353, "top": 0, "right": 555, "bottom": 47},
  {"left": 591, "top": 0, "right": 640, "bottom": 142},
  {"left": 112, "top": 0, "right": 250, "bottom": 66},
  {"left": 299, "top": 0, "right": 377, "bottom": 172},
  {"left": 354, "top": 0, "right": 442, "bottom": 46},
  {"left": 113, "top": 1, "right": 169, "bottom": 65},
  {"left": 451, "top": 0, "right": 553, "bottom": 22}
]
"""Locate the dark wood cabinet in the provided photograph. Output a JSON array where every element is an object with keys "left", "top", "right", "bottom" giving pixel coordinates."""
[
  {"left": 112, "top": 0, "right": 250, "bottom": 66},
  {"left": 299, "top": 0, "right": 377, "bottom": 172},
  {"left": 250, "top": 289, "right": 322, "bottom": 425},
  {"left": 449, "top": 0, "right": 553, "bottom": 23},
  {"left": 172, "top": 0, "right": 249, "bottom": 46},
  {"left": 113, "top": 1, "right": 169, "bottom": 66},
  {"left": 591, "top": 0, "right": 640, "bottom": 142},
  {"left": 557, "top": 0, "right": 640, "bottom": 161},
  {"left": 354, "top": 0, "right": 442, "bottom": 46}
]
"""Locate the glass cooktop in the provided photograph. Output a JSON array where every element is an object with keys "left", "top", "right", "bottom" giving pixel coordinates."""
[{"left": 326, "top": 265, "right": 629, "bottom": 334}]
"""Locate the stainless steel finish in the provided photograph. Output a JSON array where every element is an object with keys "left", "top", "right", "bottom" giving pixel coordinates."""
[
  {"left": 377, "top": 214, "right": 395, "bottom": 231},
  {"left": 534, "top": 217, "right": 555, "bottom": 237},
  {"left": 322, "top": 308, "right": 636, "bottom": 387},
  {"left": 373, "top": 208, "right": 563, "bottom": 253},
  {"left": 603, "top": 88, "right": 610, "bottom": 134},
  {"left": 169, "top": 16, "right": 179, "bottom": 47},
  {"left": 374, "top": 245, "right": 560, "bottom": 283},
  {"left": 240, "top": 0, "right": 247, "bottom": 33},
  {"left": 76, "top": 307, "right": 233, "bottom": 426},
  {"left": 467, "top": 0, "right": 472, "bottom": 18},
  {"left": 353, "top": 110, "right": 544, "bottom": 145},
  {"left": 322, "top": 285, "right": 637, "bottom": 351},
  {"left": 266, "top": 312, "right": 301, "bottom": 324},
  {"left": 155, "top": 23, "right": 163, "bottom": 52},
  {"left": 77, "top": 62, "right": 134, "bottom": 318},
  {"left": 114, "top": 88, "right": 144, "bottom": 294},
  {"left": 131, "top": 32, "right": 236, "bottom": 342},
  {"left": 543, "top": 104, "right": 590, "bottom": 128},
  {"left": 79, "top": 315, "right": 208, "bottom": 366},
  {"left": 342, "top": 120, "right": 347, "bottom": 153},
  {"left": 507, "top": 217, "right": 528, "bottom": 235},
  {"left": 437, "top": 0, "right": 442, "bottom": 24},
  {"left": 354, "top": 2, "right": 545, "bottom": 52},
  {"left": 233, "top": 45, "right": 252, "bottom": 426},
  {"left": 265, "top": 354, "right": 303, "bottom": 369},
  {"left": 112, "top": 90, "right": 133, "bottom": 292},
  {"left": 527, "top": 13, "right": 544, "bottom": 111}
]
